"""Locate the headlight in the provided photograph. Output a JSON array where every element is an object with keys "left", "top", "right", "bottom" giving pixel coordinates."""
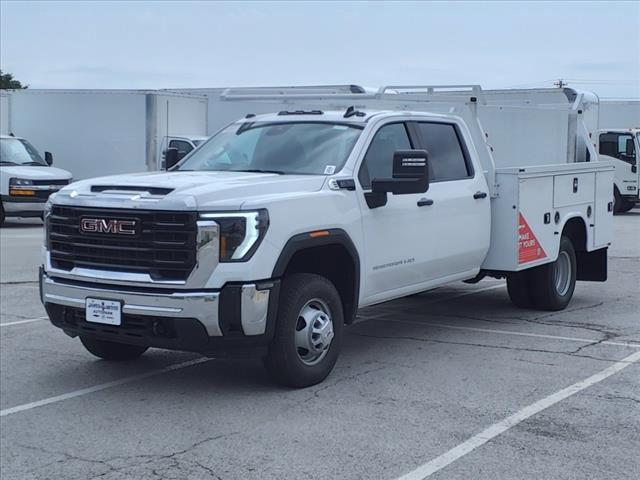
[
  {"left": 9, "top": 178, "right": 36, "bottom": 196},
  {"left": 199, "top": 210, "right": 269, "bottom": 262},
  {"left": 43, "top": 199, "right": 54, "bottom": 248},
  {"left": 9, "top": 178, "right": 34, "bottom": 186}
]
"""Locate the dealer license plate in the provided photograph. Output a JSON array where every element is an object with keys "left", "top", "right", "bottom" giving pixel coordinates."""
[{"left": 85, "top": 298, "right": 122, "bottom": 326}]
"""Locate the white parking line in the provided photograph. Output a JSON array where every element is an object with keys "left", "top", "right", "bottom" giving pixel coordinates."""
[
  {"left": 0, "top": 357, "right": 211, "bottom": 417},
  {"left": 0, "top": 317, "right": 47, "bottom": 327},
  {"left": 395, "top": 350, "right": 640, "bottom": 480},
  {"left": 372, "top": 318, "right": 640, "bottom": 349}
]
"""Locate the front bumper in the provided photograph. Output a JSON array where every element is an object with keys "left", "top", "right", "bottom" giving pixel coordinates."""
[
  {"left": 1, "top": 195, "right": 47, "bottom": 217},
  {"left": 40, "top": 270, "right": 279, "bottom": 357}
]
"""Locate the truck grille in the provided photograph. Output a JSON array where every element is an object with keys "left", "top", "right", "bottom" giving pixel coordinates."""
[{"left": 48, "top": 206, "right": 197, "bottom": 281}]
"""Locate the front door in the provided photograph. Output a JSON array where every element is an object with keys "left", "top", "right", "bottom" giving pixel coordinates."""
[{"left": 357, "top": 120, "right": 490, "bottom": 305}]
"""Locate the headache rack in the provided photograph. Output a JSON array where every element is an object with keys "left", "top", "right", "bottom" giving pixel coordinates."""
[{"left": 217, "top": 84, "right": 600, "bottom": 198}]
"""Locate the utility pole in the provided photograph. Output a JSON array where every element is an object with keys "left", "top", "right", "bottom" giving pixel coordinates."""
[{"left": 554, "top": 79, "right": 567, "bottom": 88}]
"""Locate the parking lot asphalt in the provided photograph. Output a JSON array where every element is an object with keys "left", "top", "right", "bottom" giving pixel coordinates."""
[{"left": 1, "top": 211, "right": 638, "bottom": 480}]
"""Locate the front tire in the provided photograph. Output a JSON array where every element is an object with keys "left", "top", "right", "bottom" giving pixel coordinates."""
[
  {"left": 530, "top": 236, "right": 577, "bottom": 311},
  {"left": 264, "top": 273, "right": 344, "bottom": 388},
  {"left": 619, "top": 200, "right": 635, "bottom": 213},
  {"left": 80, "top": 336, "right": 148, "bottom": 360},
  {"left": 613, "top": 187, "right": 624, "bottom": 214}
]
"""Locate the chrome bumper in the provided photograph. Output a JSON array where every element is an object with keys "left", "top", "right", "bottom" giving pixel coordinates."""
[{"left": 41, "top": 273, "right": 272, "bottom": 337}]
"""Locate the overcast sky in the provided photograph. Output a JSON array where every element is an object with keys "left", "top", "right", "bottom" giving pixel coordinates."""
[{"left": 1, "top": 1, "right": 638, "bottom": 98}]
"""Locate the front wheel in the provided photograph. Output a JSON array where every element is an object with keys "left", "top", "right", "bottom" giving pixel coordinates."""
[
  {"left": 619, "top": 200, "right": 636, "bottom": 213},
  {"left": 613, "top": 187, "right": 624, "bottom": 214},
  {"left": 80, "top": 336, "right": 148, "bottom": 360},
  {"left": 530, "top": 236, "right": 577, "bottom": 311},
  {"left": 264, "top": 273, "right": 343, "bottom": 388}
]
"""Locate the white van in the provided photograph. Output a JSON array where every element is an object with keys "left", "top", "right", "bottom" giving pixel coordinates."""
[{"left": 0, "top": 135, "right": 73, "bottom": 226}]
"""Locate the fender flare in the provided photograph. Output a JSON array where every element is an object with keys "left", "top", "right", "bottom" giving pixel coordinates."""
[{"left": 272, "top": 228, "right": 360, "bottom": 323}]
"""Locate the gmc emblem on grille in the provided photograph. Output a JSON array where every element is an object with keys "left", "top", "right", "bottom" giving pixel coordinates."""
[{"left": 80, "top": 218, "right": 137, "bottom": 235}]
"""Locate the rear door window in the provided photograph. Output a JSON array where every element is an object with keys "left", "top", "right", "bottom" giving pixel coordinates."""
[{"left": 413, "top": 122, "right": 472, "bottom": 182}]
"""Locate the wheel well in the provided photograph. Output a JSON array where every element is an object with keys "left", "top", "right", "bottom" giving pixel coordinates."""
[
  {"left": 562, "top": 217, "right": 587, "bottom": 252},
  {"left": 283, "top": 244, "right": 358, "bottom": 324}
]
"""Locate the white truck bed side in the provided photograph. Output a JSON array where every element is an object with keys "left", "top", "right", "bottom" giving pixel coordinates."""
[{"left": 482, "top": 162, "right": 614, "bottom": 271}]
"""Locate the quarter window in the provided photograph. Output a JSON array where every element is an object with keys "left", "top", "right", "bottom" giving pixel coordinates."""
[
  {"left": 359, "top": 123, "right": 412, "bottom": 188},
  {"left": 414, "top": 123, "right": 471, "bottom": 182}
]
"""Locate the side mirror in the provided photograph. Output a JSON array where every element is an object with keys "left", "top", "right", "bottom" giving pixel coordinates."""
[
  {"left": 165, "top": 147, "right": 180, "bottom": 170},
  {"left": 366, "top": 150, "right": 429, "bottom": 208},
  {"left": 44, "top": 152, "right": 53, "bottom": 166},
  {"left": 625, "top": 138, "right": 635, "bottom": 157}
]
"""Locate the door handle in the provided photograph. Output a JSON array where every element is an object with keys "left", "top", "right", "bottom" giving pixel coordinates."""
[
  {"left": 417, "top": 198, "right": 434, "bottom": 207},
  {"left": 473, "top": 191, "right": 487, "bottom": 199}
]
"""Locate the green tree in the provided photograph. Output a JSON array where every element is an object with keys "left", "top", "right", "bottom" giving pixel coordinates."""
[{"left": 0, "top": 70, "right": 28, "bottom": 89}]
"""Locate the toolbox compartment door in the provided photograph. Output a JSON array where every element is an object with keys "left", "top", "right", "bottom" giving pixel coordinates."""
[
  {"left": 553, "top": 173, "right": 595, "bottom": 208},
  {"left": 593, "top": 170, "right": 614, "bottom": 248}
]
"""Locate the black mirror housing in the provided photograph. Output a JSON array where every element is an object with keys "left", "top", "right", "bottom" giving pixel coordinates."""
[
  {"left": 625, "top": 138, "right": 635, "bottom": 156},
  {"left": 165, "top": 147, "right": 180, "bottom": 170},
  {"left": 371, "top": 149, "right": 429, "bottom": 195},
  {"left": 44, "top": 151, "right": 53, "bottom": 166}
]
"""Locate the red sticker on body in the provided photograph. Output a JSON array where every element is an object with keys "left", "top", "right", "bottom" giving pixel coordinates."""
[{"left": 518, "top": 213, "right": 547, "bottom": 264}]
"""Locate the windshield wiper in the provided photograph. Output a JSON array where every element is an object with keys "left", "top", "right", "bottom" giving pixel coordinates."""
[
  {"left": 23, "top": 161, "right": 47, "bottom": 166},
  {"left": 232, "top": 169, "right": 286, "bottom": 175},
  {"left": 0, "top": 161, "right": 19, "bottom": 166}
]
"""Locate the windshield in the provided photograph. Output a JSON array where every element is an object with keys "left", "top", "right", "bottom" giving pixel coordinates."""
[
  {"left": 176, "top": 121, "right": 363, "bottom": 175},
  {"left": 0, "top": 138, "right": 47, "bottom": 166}
]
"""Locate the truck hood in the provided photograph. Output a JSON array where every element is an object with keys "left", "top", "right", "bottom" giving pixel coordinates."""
[
  {"left": 1, "top": 165, "right": 73, "bottom": 180},
  {"left": 56, "top": 170, "right": 327, "bottom": 210}
]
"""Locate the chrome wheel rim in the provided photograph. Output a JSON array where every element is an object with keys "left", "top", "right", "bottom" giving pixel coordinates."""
[
  {"left": 295, "top": 298, "right": 334, "bottom": 366},
  {"left": 554, "top": 251, "right": 571, "bottom": 296}
]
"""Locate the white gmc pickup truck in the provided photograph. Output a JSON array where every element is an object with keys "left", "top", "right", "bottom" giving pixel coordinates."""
[{"left": 40, "top": 86, "right": 614, "bottom": 387}]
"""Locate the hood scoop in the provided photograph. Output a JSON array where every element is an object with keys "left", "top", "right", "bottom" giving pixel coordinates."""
[{"left": 90, "top": 185, "right": 174, "bottom": 196}]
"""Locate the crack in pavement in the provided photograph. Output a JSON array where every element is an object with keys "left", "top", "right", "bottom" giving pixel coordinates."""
[
  {"left": 348, "top": 331, "right": 631, "bottom": 365},
  {"left": 595, "top": 394, "right": 640, "bottom": 405},
  {"left": 300, "top": 364, "right": 388, "bottom": 402},
  {"left": 15, "top": 432, "right": 239, "bottom": 480}
]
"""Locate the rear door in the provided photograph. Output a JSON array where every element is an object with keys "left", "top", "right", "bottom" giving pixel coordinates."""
[{"left": 409, "top": 121, "right": 491, "bottom": 281}]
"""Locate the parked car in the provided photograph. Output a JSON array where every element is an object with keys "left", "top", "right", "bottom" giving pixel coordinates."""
[{"left": 0, "top": 135, "right": 73, "bottom": 226}]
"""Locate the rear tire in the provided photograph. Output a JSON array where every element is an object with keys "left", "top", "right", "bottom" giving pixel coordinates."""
[
  {"left": 80, "top": 336, "right": 148, "bottom": 360},
  {"left": 507, "top": 271, "right": 535, "bottom": 309},
  {"left": 264, "top": 273, "right": 343, "bottom": 388},
  {"left": 530, "top": 236, "right": 577, "bottom": 311}
]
